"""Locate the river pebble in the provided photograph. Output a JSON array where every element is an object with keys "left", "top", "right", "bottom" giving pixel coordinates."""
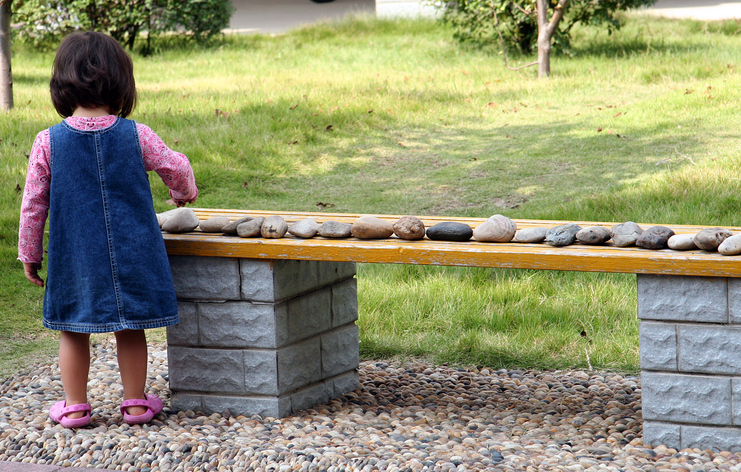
[{"left": 1, "top": 340, "right": 738, "bottom": 470}]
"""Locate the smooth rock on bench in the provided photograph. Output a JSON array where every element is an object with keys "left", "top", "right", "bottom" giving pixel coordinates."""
[{"left": 163, "top": 209, "right": 741, "bottom": 452}]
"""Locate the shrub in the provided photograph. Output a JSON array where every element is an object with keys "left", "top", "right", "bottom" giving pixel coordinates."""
[
  {"left": 439, "top": 0, "right": 657, "bottom": 55},
  {"left": 13, "top": 0, "right": 233, "bottom": 51}
]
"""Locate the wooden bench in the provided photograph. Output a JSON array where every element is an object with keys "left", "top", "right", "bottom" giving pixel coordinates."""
[{"left": 163, "top": 209, "right": 741, "bottom": 452}]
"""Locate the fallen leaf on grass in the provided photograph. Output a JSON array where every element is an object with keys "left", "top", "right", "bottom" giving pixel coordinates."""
[
  {"left": 325, "top": 125, "right": 334, "bottom": 132},
  {"left": 289, "top": 104, "right": 299, "bottom": 110},
  {"left": 316, "top": 202, "right": 335, "bottom": 210}
]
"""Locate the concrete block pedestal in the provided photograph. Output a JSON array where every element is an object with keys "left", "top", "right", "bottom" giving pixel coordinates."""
[
  {"left": 639, "top": 274, "right": 741, "bottom": 451},
  {"left": 166, "top": 256, "right": 359, "bottom": 418}
]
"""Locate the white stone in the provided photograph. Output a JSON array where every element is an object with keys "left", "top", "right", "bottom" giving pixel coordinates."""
[
  {"left": 473, "top": 214, "right": 516, "bottom": 242},
  {"left": 160, "top": 208, "right": 200, "bottom": 233},
  {"left": 288, "top": 218, "right": 320, "bottom": 238},
  {"left": 719, "top": 234, "right": 741, "bottom": 255},
  {"left": 668, "top": 234, "right": 698, "bottom": 251}
]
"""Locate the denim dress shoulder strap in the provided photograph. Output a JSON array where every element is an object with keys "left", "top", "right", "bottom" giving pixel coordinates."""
[{"left": 44, "top": 117, "right": 179, "bottom": 333}]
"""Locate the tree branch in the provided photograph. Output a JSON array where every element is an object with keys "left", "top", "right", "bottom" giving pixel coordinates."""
[{"left": 493, "top": 5, "right": 539, "bottom": 71}]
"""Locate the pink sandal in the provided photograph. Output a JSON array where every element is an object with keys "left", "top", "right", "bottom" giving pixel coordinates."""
[
  {"left": 120, "top": 393, "right": 163, "bottom": 425},
  {"left": 49, "top": 401, "right": 92, "bottom": 428}
]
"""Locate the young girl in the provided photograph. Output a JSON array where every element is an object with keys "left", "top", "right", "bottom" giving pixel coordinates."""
[{"left": 18, "top": 31, "right": 198, "bottom": 428}]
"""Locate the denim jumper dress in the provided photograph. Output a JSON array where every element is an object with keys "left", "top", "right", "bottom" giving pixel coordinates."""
[{"left": 43, "top": 118, "right": 179, "bottom": 333}]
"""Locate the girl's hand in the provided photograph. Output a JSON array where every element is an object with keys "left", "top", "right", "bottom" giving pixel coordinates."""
[{"left": 23, "top": 262, "right": 44, "bottom": 287}]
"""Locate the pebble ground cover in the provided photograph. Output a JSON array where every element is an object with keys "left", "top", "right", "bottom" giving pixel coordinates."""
[{"left": 4, "top": 13, "right": 741, "bottom": 378}]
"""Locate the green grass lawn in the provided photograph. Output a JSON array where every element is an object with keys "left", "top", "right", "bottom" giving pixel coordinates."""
[{"left": 3, "top": 14, "right": 741, "bottom": 378}]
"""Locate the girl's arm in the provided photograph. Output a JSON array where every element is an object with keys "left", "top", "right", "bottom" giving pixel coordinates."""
[
  {"left": 18, "top": 131, "right": 51, "bottom": 268},
  {"left": 137, "top": 124, "right": 198, "bottom": 205}
]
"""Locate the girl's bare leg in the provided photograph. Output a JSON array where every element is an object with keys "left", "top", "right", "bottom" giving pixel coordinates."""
[
  {"left": 115, "top": 329, "right": 149, "bottom": 417},
  {"left": 59, "top": 331, "right": 91, "bottom": 419}
]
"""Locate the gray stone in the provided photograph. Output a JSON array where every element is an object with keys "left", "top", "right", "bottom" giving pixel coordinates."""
[
  {"left": 637, "top": 274, "right": 728, "bottom": 323},
  {"left": 262, "top": 215, "right": 288, "bottom": 239},
  {"left": 237, "top": 217, "right": 265, "bottom": 238},
  {"left": 641, "top": 372, "right": 731, "bottom": 425},
  {"left": 288, "top": 218, "right": 320, "bottom": 238},
  {"left": 610, "top": 222, "right": 644, "bottom": 247},
  {"left": 168, "top": 347, "right": 245, "bottom": 395},
  {"left": 167, "top": 302, "right": 198, "bottom": 346},
  {"left": 393, "top": 216, "right": 426, "bottom": 240},
  {"left": 287, "top": 289, "right": 332, "bottom": 341},
  {"left": 290, "top": 381, "right": 333, "bottom": 413},
  {"left": 636, "top": 226, "right": 675, "bottom": 250},
  {"left": 426, "top": 222, "right": 473, "bottom": 242},
  {"left": 681, "top": 426, "right": 741, "bottom": 452},
  {"left": 318, "top": 220, "right": 353, "bottom": 238},
  {"left": 169, "top": 255, "right": 241, "bottom": 300},
  {"left": 679, "top": 325, "right": 741, "bottom": 374},
  {"left": 733, "top": 379, "right": 741, "bottom": 426},
  {"left": 240, "top": 259, "right": 278, "bottom": 301},
  {"left": 278, "top": 338, "right": 321, "bottom": 393},
  {"left": 157, "top": 208, "right": 181, "bottom": 228},
  {"left": 642, "top": 422, "right": 681, "bottom": 449},
  {"left": 575, "top": 226, "right": 611, "bottom": 245},
  {"left": 332, "top": 370, "right": 360, "bottom": 397},
  {"left": 668, "top": 234, "right": 697, "bottom": 251},
  {"left": 545, "top": 224, "right": 581, "bottom": 247},
  {"left": 719, "top": 234, "right": 741, "bottom": 255},
  {"left": 222, "top": 216, "right": 254, "bottom": 235},
  {"left": 322, "top": 324, "right": 360, "bottom": 377},
  {"left": 694, "top": 227, "right": 733, "bottom": 251},
  {"left": 317, "top": 261, "right": 356, "bottom": 287},
  {"left": 199, "top": 216, "right": 231, "bottom": 233},
  {"left": 473, "top": 215, "right": 517, "bottom": 242},
  {"left": 243, "top": 350, "right": 279, "bottom": 395},
  {"left": 198, "top": 302, "right": 285, "bottom": 349},
  {"left": 161, "top": 208, "right": 200, "bottom": 233},
  {"left": 170, "top": 393, "right": 204, "bottom": 413},
  {"left": 513, "top": 227, "right": 548, "bottom": 243},
  {"left": 730, "top": 278, "right": 741, "bottom": 324},
  {"left": 351, "top": 215, "right": 394, "bottom": 239},
  {"left": 201, "top": 395, "right": 291, "bottom": 419},
  {"left": 639, "top": 322, "right": 677, "bottom": 371},
  {"left": 332, "top": 278, "right": 358, "bottom": 327}
]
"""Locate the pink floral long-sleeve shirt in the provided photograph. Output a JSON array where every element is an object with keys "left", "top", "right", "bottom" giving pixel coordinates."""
[{"left": 18, "top": 115, "right": 198, "bottom": 264}]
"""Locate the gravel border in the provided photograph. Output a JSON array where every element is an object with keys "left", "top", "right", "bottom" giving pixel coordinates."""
[{"left": 1, "top": 341, "right": 740, "bottom": 471}]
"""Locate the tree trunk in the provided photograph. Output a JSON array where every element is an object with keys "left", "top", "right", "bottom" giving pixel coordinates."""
[
  {"left": 536, "top": 0, "right": 569, "bottom": 79},
  {"left": 0, "top": 0, "right": 13, "bottom": 111}
]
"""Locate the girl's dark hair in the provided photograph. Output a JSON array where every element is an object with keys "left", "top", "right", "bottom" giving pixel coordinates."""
[{"left": 50, "top": 31, "right": 137, "bottom": 118}]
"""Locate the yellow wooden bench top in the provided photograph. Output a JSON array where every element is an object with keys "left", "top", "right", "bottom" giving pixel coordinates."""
[{"left": 162, "top": 209, "right": 741, "bottom": 278}]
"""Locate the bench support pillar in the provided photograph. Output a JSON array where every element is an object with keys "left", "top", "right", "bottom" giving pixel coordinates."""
[
  {"left": 166, "top": 255, "right": 359, "bottom": 418},
  {"left": 639, "top": 274, "right": 741, "bottom": 452}
]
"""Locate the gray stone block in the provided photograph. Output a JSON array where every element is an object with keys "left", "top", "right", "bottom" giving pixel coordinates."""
[
  {"left": 332, "top": 278, "right": 358, "bottom": 327},
  {"left": 332, "top": 370, "right": 360, "bottom": 397},
  {"left": 170, "top": 393, "right": 204, "bottom": 413},
  {"left": 169, "top": 255, "right": 241, "bottom": 300},
  {"left": 168, "top": 347, "right": 245, "bottom": 395},
  {"left": 273, "top": 259, "right": 320, "bottom": 300},
  {"left": 637, "top": 275, "right": 728, "bottom": 323},
  {"left": 167, "top": 302, "right": 198, "bottom": 346},
  {"left": 642, "top": 421, "right": 680, "bottom": 449},
  {"left": 641, "top": 372, "right": 732, "bottom": 425},
  {"left": 278, "top": 338, "right": 321, "bottom": 393},
  {"left": 639, "top": 322, "right": 677, "bottom": 371},
  {"left": 202, "top": 395, "right": 291, "bottom": 419},
  {"left": 318, "top": 261, "right": 356, "bottom": 287},
  {"left": 322, "top": 325, "right": 360, "bottom": 378},
  {"left": 290, "top": 381, "right": 333, "bottom": 413},
  {"left": 732, "top": 379, "right": 741, "bottom": 426},
  {"left": 679, "top": 325, "right": 741, "bottom": 374},
  {"left": 730, "top": 278, "right": 741, "bottom": 324},
  {"left": 682, "top": 426, "right": 741, "bottom": 452},
  {"left": 239, "top": 259, "right": 275, "bottom": 302},
  {"left": 287, "top": 288, "right": 332, "bottom": 342},
  {"left": 198, "top": 301, "right": 287, "bottom": 349},
  {"left": 243, "top": 350, "right": 279, "bottom": 395}
]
